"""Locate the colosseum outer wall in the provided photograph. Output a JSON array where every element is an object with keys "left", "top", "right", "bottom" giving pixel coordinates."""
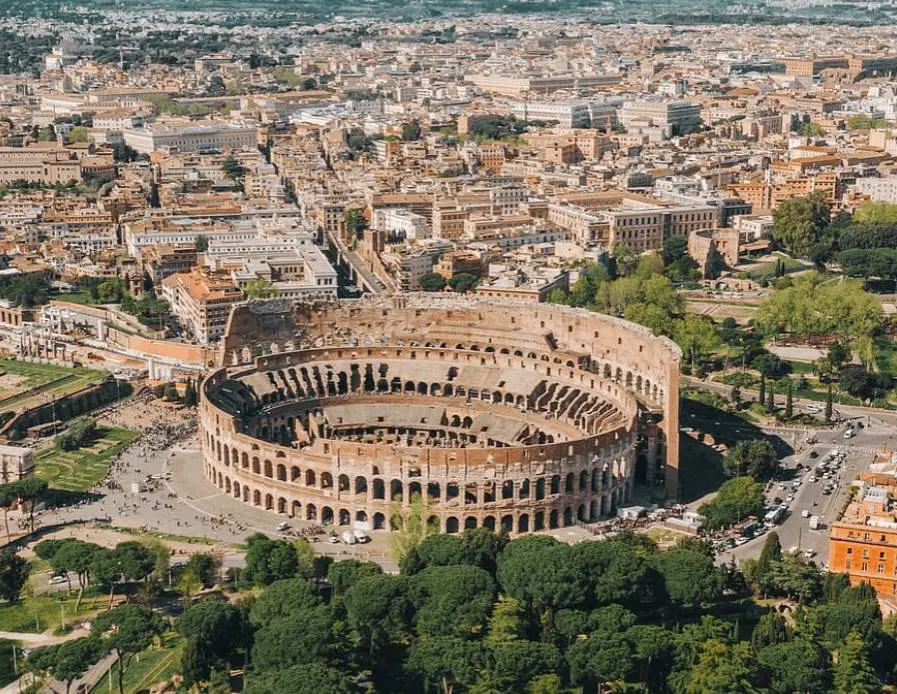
[{"left": 204, "top": 295, "right": 682, "bottom": 532}]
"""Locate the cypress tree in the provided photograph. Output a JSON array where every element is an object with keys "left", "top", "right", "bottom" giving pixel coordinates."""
[
  {"left": 785, "top": 383, "right": 793, "bottom": 419},
  {"left": 759, "top": 374, "right": 766, "bottom": 407},
  {"left": 825, "top": 381, "right": 833, "bottom": 422},
  {"left": 766, "top": 385, "right": 775, "bottom": 413}
]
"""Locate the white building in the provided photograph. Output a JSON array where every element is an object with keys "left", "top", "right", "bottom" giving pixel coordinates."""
[
  {"left": 371, "top": 209, "right": 431, "bottom": 240},
  {"left": 855, "top": 175, "right": 897, "bottom": 203},
  {"left": 619, "top": 100, "right": 703, "bottom": 138},
  {"left": 123, "top": 122, "right": 258, "bottom": 154}
]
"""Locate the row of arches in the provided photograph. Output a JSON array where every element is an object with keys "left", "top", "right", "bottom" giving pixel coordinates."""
[
  {"left": 209, "top": 467, "right": 629, "bottom": 532},
  {"left": 206, "top": 460, "right": 629, "bottom": 506}
]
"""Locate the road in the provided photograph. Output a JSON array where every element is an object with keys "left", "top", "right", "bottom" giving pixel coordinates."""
[
  {"left": 685, "top": 375, "right": 897, "bottom": 430},
  {"left": 716, "top": 420, "right": 892, "bottom": 567}
]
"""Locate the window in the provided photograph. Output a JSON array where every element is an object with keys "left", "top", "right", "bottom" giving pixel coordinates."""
[
  {"left": 847, "top": 547, "right": 853, "bottom": 554},
  {"left": 862, "top": 562, "right": 869, "bottom": 572}
]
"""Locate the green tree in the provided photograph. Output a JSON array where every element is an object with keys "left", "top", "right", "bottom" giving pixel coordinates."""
[
  {"left": 772, "top": 195, "right": 831, "bottom": 256},
  {"left": 390, "top": 493, "right": 437, "bottom": 565},
  {"left": 27, "top": 637, "right": 102, "bottom": 694},
  {"left": 419, "top": 272, "right": 447, "bottom": 292},
  {"left": 825, "top": 381, "right": 833, "bottom": 422},
  {"left": 244, "top": 662, "right": 351, "bottom": 694},
  {"left": 222, "top": 155, "right": 245, "bottom": 179},
  {"left": 0, "top": 547, "right": 28, "bottom": 602},
  {"left": 345, "top": 209, "right": 367, "bottom": 242},
  {"left": 567, "top": 632, "right": 633, "bottom": 689},
  {"left": 673, "top": 314, "right": 720, "bottom": 370},
  {"left": 448, "top": 273, "right": 478, "bottom": 294},
  {"left": 723, "top": 439, "right": 779, "bottom": 481},
  {"left": 195, "top": 236, "right": 209, "bottom": 252},
  {"left": 91, "top": 604, "right": 166, "bottom": 694},
  {"left": 244, "top": 278, "right": 276, "bottom": 300},
  {"left": 751, "top": 609, "right": 790, "bottom": 649},
  {"left": 407, "top": 636, "right": 483, "bottom": 694},
  {"left": 685, "top": 640, "right": 761, "bottom": 694},
  {"left": 833, "top": 631, "right": 880, "bottom": 694},
  {"left": 249, "top": 577, "right": 320, "bottom": 629},
  {"left": 244, "top": 534, "right": 298, "bottom": 586},
  {"left": 698, "top": 477, "right": 765, "bottom": 531},
  {"left": 785, "top": 382, "right": 793, "bottom": 419},
  {"left": 651, "top": 547, "right": 724, "bottom": 606},
  {"left": 756, "top": 639, "right": 831, "bottom": 694},
  {"left": 327, "top": 559, "right": 382, "bottom": 595},
  {"left": 756, "top": 532, "right": 782, "bottom": 589},
  {"left": 8, "top": 477, "right": 47, "bottom": 532},
  {"left": 177, "top": 598, "right": 242, "bottom": 685}
]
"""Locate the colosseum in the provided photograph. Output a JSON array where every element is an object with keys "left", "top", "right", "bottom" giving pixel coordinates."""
[{"left": 199, "top": 294, "right": 681, "bottom": 535}]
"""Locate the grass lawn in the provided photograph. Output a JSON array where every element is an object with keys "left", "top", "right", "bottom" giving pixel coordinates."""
[
  {"left": 53, "top": 290, "right": 97, "bottom": 306},
  {"left": 0, "top": 359, "right": 105, "bottom": 412},
  {"left": 101, "top": 633, "right": 184, "bottom": 694},
  {"left": 0, "top": 594, "right": 96, "bottom": 634},
  {"left": 35, "top": 427, "right": 139, "bottom": 492},
  {"left": 742, "top": 256, "right": 806, "bottom": 281}
]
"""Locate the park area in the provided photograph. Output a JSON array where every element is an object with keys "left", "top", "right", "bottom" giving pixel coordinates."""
[
  {"left": 0, "top": 359, "right": 104, "bottom": 413},
  {"left": 34, "top": 427, "right": 139, "bottom": 492}
]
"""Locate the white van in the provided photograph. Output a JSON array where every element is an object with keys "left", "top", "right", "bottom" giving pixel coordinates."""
[{"left": 342, "top": 530, "right": 358, "bottom": 545}]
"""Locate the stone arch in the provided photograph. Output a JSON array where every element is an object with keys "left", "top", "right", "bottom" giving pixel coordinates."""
[
  {"left": 339, "top": 509, "right": 351, "bottom": 526},
  {"left": 500, "top": 514, "right": 514, "bottom": 532},
  {"left": 291, "top": 466, "right": 301, "bottom": 481},
  {"left": 243, "top": 487, "right": 250, "bottom": 502},
  {"left": 278, "top": 497, "right": 287, "bottom": 514},
  {"left": 252, "top": 457, "right": 260, "bottom": 474},
  {"left": 322, "top": 506, "right": 334, "bottom": 524},
  {"left": 252, "top": 489, "right": 261, "bottom": 506},
  {"left": 338, "top": 474, "right": 350, "bottom": 492},
  {"left": 518, "top": 513, "right": 530, "bottom": 533},
  {"left": 549, "top": 510, "right": 559, "bottom": 529},
  {"left": 321, "top": 472, "right": 333, "bottom": 489},
  {"left": 446, "top": 517, "right": 459, "bottom": 533},
  {"left": 565, "top": 472, "right": 574, "bottom": 493},
  {"left": 408, "top": 481, "right": 422, "bottom": 500},
  {"left": 464, "top": 516, "right": 477, "bottom": 530},
  {"left": 306, "top": 469, "right": 316, "bottom": 486},
  {"left": 534, "top": 510, "right": 545, "bottom": 530},
  {"left": 550, "top": 474, "right": 560, "bottom": 495},
  {"left": 292, "top": 500, "right": 301, "bottom": 517},
  {"left": 306, "top": 503, "right": 317, "bottom": 521},
  {"left": 390, "top": 479, "right": 403, "bottom": 501},
  {"left": 225, "top": 477, "right": 231, "bottom": 493},
  {"left": 241, "top": 452, "right": 249, "bottom": 468},
  {"left": 355, "top": 476, "right": 368, "bottom": 495},
  {"left": 483, "top": 516, "right": 496, "bottom": 531},
  {"left": 356, "top": 510, "right": 368, "bottom": 523},
  {"left": 223, "top": 447, "right": 230, "bottom": 466},
  {"left": 373, "top": 478, "right": 385, "bottom": 499},
  {"left": 276, "top": 464, "right": 286, "bottom": 481},
  {"left": 373, "top": 512, "right": 386, "bottom": 530},
  {"left": 535, "top": 478, "right": 546, "bottom": 500},
  {"left": 578, "top": 504, "right": 587, "bottom": 521},
  {"left": 563, "top": 507, "right": 573, "bottom": 526},
  {"left": 446, "top": 482, "right": 459, "bottom": 500},
  {"left": 427, "top": 481, "right": 441, "bottom": 500},
  {"left": 579, "top": 470, "right": 588, "bottom": 491},
  {"left": 265, "top": 494, "right": 274, "bottom": 510},
  {"left": 233, "top": 481, "right": 241, "bottom": 498}
]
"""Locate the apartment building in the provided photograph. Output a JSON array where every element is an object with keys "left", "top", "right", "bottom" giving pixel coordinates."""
[
  {"left": 830, "top": 466, "right": 897, "bottom": 597},
  {"left": 160, "top": 268, "right": 244, "bottom": 344},
  {"left": 140, "top": 244, "right": 199, "bottom": 283}
]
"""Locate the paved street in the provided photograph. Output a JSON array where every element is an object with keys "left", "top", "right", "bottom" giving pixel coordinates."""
[{"left": 717, "top": 419, "right": 895, "bottom": 568}]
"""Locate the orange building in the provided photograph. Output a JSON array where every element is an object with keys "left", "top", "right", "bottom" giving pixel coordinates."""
[{"left": 830, "top": 468, "right": 897, "bottom": 596}]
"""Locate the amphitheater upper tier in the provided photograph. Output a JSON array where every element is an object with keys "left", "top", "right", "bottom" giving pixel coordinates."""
[{"left": 200, "top": 295, "right": 680, "bottom": 535}]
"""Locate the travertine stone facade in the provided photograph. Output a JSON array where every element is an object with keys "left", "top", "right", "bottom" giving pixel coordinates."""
[{"left": 200, "top": 295, "right": 680, "bottom": 534}]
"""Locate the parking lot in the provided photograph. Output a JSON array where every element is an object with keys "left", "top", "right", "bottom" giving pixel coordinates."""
[{"left": 717, "top": 418, "right": 891, "bottom": 568}]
